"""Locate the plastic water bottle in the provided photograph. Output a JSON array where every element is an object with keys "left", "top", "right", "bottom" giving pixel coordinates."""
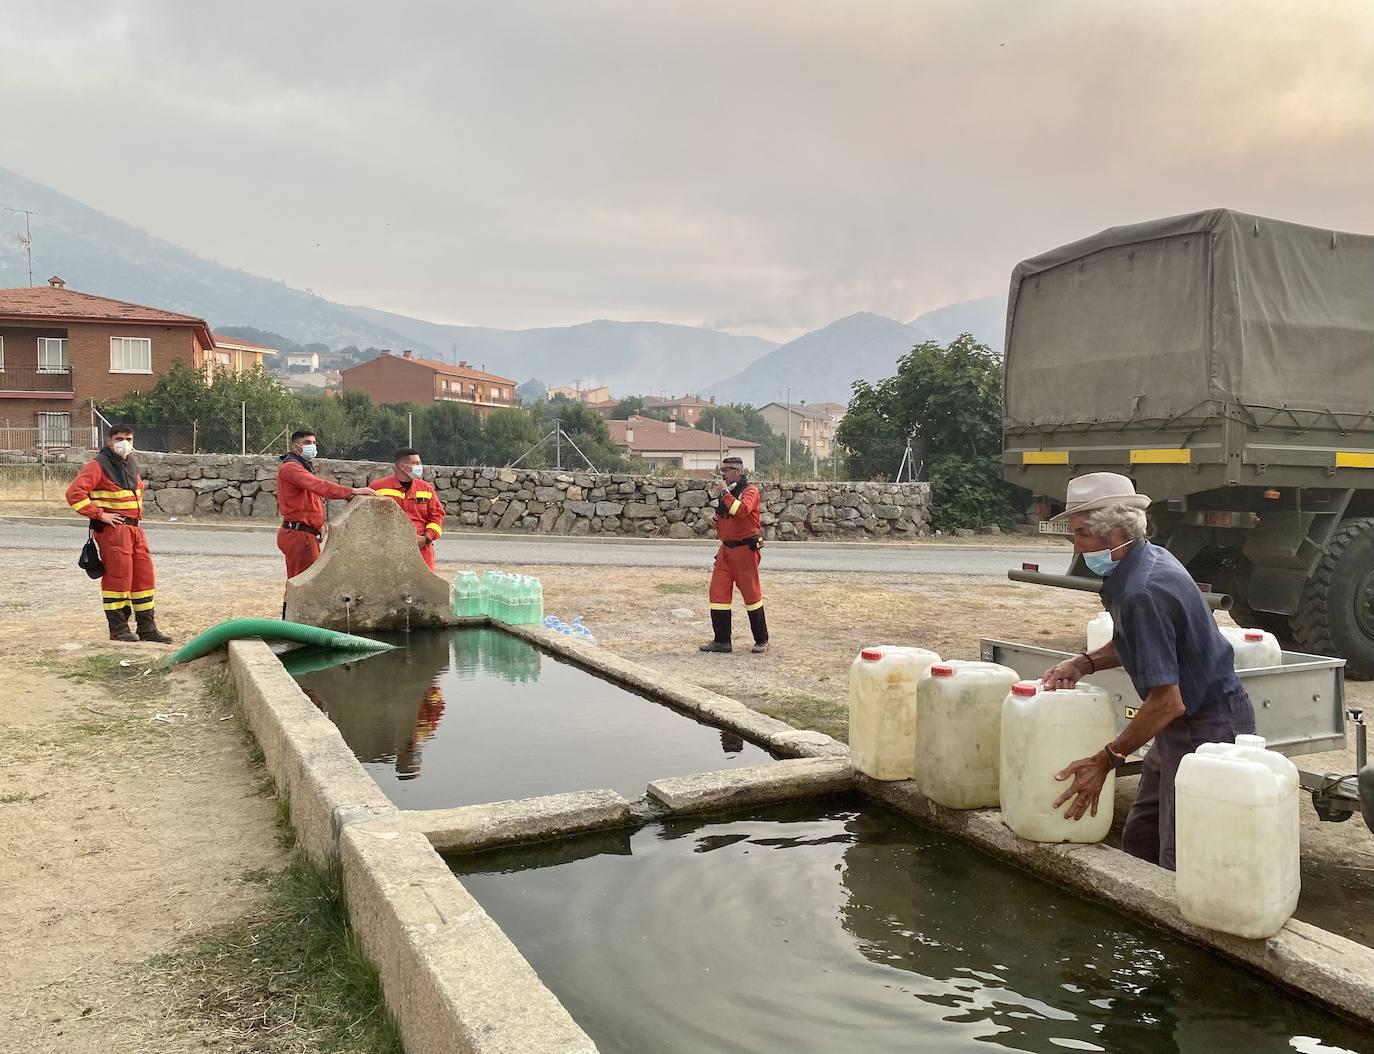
[
  {"left": 529, "top": 577, "right": 544, "bottom": 624},
  {"left": 450, "top": 570, "right": 482, "bottom": 618},
  {"left": 511, "top": 575, "right": 530, "bottom": 625}
]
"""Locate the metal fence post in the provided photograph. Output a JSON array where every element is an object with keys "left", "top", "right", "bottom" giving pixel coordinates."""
[
  {"left": 408, "top": 412, "right": 413, "bottom": 446},
  {"left": 241, "top": 401, "right": 247, "bottom": 456},
  {"left": 39, "top": 442, "right": 46, "bottom": 502}
]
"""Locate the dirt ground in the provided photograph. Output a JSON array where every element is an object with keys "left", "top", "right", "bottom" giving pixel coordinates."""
[{"left": 1, "top": 531, "right": 1371, "bottom": 1051}]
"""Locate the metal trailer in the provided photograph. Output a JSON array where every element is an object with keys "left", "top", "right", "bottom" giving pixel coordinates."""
[{"left": 979, "top": 633, "right": 1370, "bottom": 832}]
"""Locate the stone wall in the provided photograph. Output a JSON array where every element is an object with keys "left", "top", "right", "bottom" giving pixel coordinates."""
[{"left": 128, "top": 452, "right": 932, "bottom": 539}]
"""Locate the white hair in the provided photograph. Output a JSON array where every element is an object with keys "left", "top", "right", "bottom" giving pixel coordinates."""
[{"left": 1086, "top": 503, "right": 1148, "bottom": 542}]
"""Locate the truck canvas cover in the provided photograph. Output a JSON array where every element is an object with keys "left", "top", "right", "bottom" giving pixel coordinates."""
[{"left": 1003, "top": 209, "right": 1374, "bottom": 429}]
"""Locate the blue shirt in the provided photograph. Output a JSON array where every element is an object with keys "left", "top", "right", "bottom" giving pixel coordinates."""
[{"left": 1098, "top": 540, "right": 1243, "bottom": 713}]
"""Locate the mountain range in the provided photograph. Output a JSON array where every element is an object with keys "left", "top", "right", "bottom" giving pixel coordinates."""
[{"left": 0, "top": 164, "right": 1004, "bottom": 404}]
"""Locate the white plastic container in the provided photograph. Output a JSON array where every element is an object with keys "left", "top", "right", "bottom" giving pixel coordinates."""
[
  {"left": 1218, "top": 626, "right": 1282, "bottom": 670},
  {"left": 848, "top": 645, "right": 941, "bottom": 780},
  {"left": 914, "top": 660, "right": 1020, "bottom": 808},
  {"left": 1086, "top": 611, "right": 1115, "bottom": 653},
  {"left": 1000, "top": 681, "right": 1116, "bottom": 843},
  {"left": 1175, "top": 734, "right": 1300, "bottom": 938}
]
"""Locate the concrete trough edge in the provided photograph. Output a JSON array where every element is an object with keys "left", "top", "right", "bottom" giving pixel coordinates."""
[
  {"left": 857, "top": 775, "right": 1374, "bottom": 1024},
  {"left": 400, "top": 789, "right": 638, "bottom": 854},
  {"left": 229, "top": 638, "right": 600, "bottom": 1054},
  {"left": 502, "top": 623, "right": 850, "bottom": 759},
  {"left": 648, "top": 758, "right": 855, "bottom": 815}
]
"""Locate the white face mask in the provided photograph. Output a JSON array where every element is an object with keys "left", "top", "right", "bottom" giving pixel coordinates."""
[
  {"left": 408, "top": 464, "right": 425, "bottom": 480},
  {"left": 112, "top": 438, "right": 133, "bottom": 458},
  {"left": 300, "top": 443, "right": 317, "bottom": 460}
]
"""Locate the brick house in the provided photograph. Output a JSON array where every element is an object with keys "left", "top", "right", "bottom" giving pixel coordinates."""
[
  {"left": 641, "top": 393, "right": 715, "bottom": 425},
  {"left": 607, "top": 415, "right": 757, "bottom": 472},
  {"left": 0, "top": 277, "right": 214, "bottom": 449},
  {"left": 341, "top": 351, "right": 519, "bottom": 417},
  {"left": 208, "top": 332, "right": 278, "bottom": 375}
]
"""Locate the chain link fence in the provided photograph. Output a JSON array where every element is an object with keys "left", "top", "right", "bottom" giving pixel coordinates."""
[{"left": 0, "top": 426, "right": 99, "bottom": 506}]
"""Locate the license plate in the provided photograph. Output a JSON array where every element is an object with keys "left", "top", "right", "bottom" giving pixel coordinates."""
[{"left": 1037, "top": 521, "right": 1073, "bottom": 536}]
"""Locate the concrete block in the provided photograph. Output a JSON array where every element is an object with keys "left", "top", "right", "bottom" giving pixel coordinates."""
[
  {"left": 648, "top": 758, "right": 854, "bottom": 814},
  {"left": 402, "top": 790, "right": 637, "bottom": 854},
  {"left": 285, "top": 497, "right": 456, "bottom": 631},
  {"left": 341, "top": 823, "right": 596, "bottom": 1054}
]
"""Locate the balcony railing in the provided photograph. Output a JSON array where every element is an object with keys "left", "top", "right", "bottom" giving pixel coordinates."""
[{"left": 0, "top": 366, "right": 76, "bottom": 393}]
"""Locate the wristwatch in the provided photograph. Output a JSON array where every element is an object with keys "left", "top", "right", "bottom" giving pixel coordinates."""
[{"left": 1103, "top": 743, "right": 1128, "bottom": 769}]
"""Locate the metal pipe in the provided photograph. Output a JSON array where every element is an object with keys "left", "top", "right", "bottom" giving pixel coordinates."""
[{"left": 1007, "top": 568, "right": 1233, "bottom": 611}]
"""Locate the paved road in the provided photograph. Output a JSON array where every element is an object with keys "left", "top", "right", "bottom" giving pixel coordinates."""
[{"left": 0, "top": 520, "right": 1071, "bottom": 577}]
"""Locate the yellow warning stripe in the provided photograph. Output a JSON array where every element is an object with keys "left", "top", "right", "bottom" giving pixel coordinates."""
[
  {"left": 1130, "top": 448, "right": 1191, "bottom": 465},
  {"left": 71, "top": 497, "right": 92, "bottom": 511},
  {"left": 745, "top": 599, "right": 765, "bottom": 611},
  {"left": 131, "top": 598, "right": 155, "bottom": 611},
  {"left": 1335, "top": 451, "right": 1374, "bottom": 469},
  {"left": 91, "top": 488, "right": 137, "bottom": 498},
  {"left": 709, "top": 603, "right": 732, "bottom": 611},
  {"left": 728, "top": 498, "right": 742, "bottom": 515},
  {"left": 426, "top": 523, "right": 443, "bottom": 536},
  {"left": 130, "top": 589, "right": 155, "bottom": 599},
  {"left": 1022, "top": 451, "right": 1069, "bottom": 465},
  {"left": 375, "top": 488, "right": 405, "bottom": 498},
  {"left": 414, "top": 491, "right": 434, "bottom": 500}
]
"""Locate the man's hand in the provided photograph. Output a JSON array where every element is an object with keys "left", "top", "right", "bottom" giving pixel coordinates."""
[
  {"left": 352, "top": 487, "right": 376, "bottom": 498},
  {"left": 418, "top": 536, "right": 431, "bottom": 549},
  {"left": 1053, "top": 752, "right": 1112, "bottom": 820},
  {"left": 1041, "top": 654, "right": 1089, "bottom": 691},
  {"left": 706, "top": 512, "right": 718, "bottom": 526},
  {"left": 97, "top": 512, "right": 126, "bottom": 526}
]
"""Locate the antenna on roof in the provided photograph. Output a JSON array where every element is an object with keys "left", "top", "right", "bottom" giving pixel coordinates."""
[{"left": 3, "top": 207, "right": 36, "bottom": 286}]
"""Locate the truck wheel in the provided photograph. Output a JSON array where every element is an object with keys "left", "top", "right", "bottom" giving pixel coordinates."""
[{"left": 1291, "top": 517, "right": 1374, "bottom": 680}]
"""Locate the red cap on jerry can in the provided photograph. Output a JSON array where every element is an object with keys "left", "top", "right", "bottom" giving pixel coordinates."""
[
  {"left": 1011, "top": 681, "right": 1038, "bottom": 697},
  {"left": 930, "top": 663, "right": 954, "bottom": 677},
  {"left": 861, "top": 648, "right": 882, "bottom": 661}
]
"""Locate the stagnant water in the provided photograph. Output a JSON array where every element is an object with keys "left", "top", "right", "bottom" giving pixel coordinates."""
[
  {"left": 291, "top": 627, "right": 775, "bottom": 809},
  {"left": 451, "top": 800, "right": 1367, "bottom": 1054}
]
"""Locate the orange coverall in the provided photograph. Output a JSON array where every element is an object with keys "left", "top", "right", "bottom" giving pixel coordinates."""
[
  {"left": 709, "top": 481, "right": 763, "bottom": 611},
  {"left": 66, "top": 458, "right": 156, "bottom": 615},
  {"left": 369, "top": 474, "right": 446, "bottom": 570},
  {"left": 276, "top": 456, "right": 354, "bottom": 578}
]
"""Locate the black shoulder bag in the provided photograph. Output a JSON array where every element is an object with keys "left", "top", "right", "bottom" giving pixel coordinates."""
[{"left": 78, "top": 526, "right": 105, "bottom": 579}]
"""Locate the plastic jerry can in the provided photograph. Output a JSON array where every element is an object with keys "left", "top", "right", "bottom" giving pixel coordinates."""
[
  {"left": 849, "top": 645, "right": 942, "bottom": 780},
  {"left": 1218, "top": 626, "right": 1282, "bottom": 670},
  {"left": 914, "top": 660, "right": 1020, "bottom": 808},
  {"left": 1175, "top": 734, "right": 1299, "bottom": 938},
  {"left": 1086, "top": 611, "right": 1114, "bottom": 653},
  {"left": 1000, "top": 681, "right": 1116, "bottom": 843}
]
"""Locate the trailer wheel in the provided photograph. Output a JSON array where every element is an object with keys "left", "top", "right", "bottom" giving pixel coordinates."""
[{"left": 1291, "top": 517, "right": 1374, "bottom": 680}]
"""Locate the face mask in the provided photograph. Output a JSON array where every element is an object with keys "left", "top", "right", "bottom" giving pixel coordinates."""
[
  {"left": 112, "top": 439, "right": 133, "bottom": 458},
  {"left": 1084, "top": 540, "right": 1131, "bottom": 577},
  {"left": 408, "top": 464, "right": 425, "bottom": 480},
  {"left": 300, "top": 443, "right": 317, "bottom": 460}
]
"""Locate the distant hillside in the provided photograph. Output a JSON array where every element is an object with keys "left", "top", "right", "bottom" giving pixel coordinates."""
[
  {"left": 346, "top": 306, "right": 777, "bottom": 396},
  {"left": 0, "top": 166, "right": 437, "bottom": 355},
  {"left": 908, "top": 297, "right": 1006, "bottom": 353}
]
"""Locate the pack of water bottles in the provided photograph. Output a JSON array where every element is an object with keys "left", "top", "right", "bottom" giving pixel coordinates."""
[
  {"left": 449, "top": 569, "right": 545, "bottom": 625},
  {"left": 543, "top": 614, "right": 595, "bottom": 643}
]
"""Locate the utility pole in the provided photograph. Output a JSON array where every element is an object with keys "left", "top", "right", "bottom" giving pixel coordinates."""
[
  {"left": 4, "top": 207, "right": 36, "bottom": 286},
  {"left": 784, "top": 387, "right": 793, "bottom": 467}
]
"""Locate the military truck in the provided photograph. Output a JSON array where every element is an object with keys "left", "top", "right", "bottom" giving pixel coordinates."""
[{"left": 1002, "top": 209, "right": 1374, "bottom": 678}]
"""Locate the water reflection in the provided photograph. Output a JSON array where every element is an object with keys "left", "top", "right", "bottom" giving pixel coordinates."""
[{"left": 293, "top": 627, "right": 777, "bottom": 809}]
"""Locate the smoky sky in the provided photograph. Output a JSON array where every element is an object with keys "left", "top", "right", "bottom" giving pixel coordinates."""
[{"left": 2, "top": 0, "right": 1370, "bottom": 340}]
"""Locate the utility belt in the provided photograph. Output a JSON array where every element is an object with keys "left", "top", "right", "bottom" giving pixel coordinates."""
[
  {"left": 722, "top": 535, "right": 762, "bottom": 551},
  {"left": 91, "top": 518, "right": 139, "bottom": 533},
  {"left": 281, "top": 520, "right": 323, "bottom": 540}
]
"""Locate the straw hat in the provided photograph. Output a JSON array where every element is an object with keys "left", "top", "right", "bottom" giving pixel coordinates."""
[{"left": 1049, "top": 472, "right": 1151, "bottom": 522}]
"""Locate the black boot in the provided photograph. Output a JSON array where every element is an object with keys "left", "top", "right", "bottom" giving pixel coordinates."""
[
  {"left": 748, "top": 607, "right": 770, "bottom": 653},
  {"left": 106, "top": 607, "right": 138, "bottom": 642},
  {"left": 699, "top": 609, "right": 733, "bottom": 653},
  {"left": 135, "top": 610, "right": 173, "bottom": 644}
]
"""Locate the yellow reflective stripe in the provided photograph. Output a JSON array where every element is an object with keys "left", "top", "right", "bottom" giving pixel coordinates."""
[
  {"left": 95, "top": 500, "right": 142, "bottom": 510},
  {"left": 375, "top": 488, "right": 405, "bottom": 498},
  {"left": 425, "top": 522, "right": 442, "bottom": 536},
  {"left": 709, "top": 603, "right": 732, "bottom": 610},
  {"left": 130, "top": 599, "right": 155, "bottom": 611},
  {"left": 71, "top": 497, "right": 92, "bottom": 511},
  {"left": 745, "top": 599, "right": 765, "bottom": 610},
  {"left": 102, "top": 590, "right": 131, "bottom": 599},
  {"left": 103, "top": 599, "right": 129, "bottom": 610},
  {"left": 130, "top": 589, "right": 155, "bottom": 599},
  {"left": 1335, "top": 451, "right": 1374, "bottom": 469},
  {"left": 1022, "top": 451, "right": 1069, "bottom": 465},
  {"left": 1130, "top": 448, "right": 1191, "bottom": 465},
  {"left": 90, "top": 488, "right": 136, "bottom": 498},
  {"left": 728, "top": 498, "right": 742, "bottom": 515},
  {"left": 414, "top": 491, "right": 434, "bottom": 500}
]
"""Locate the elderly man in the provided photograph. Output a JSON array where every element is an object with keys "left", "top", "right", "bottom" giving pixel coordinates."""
[{"left": 1042, "top": 472, "right": 1256, "bottom": 870}]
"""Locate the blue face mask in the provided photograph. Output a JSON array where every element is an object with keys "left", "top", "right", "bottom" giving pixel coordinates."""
[
  {"left": 1084, "top": 540, "right": 1131, "bottom": 577},
  {"left": 300, "top": 443, "right": 317, "bottom": 460}
]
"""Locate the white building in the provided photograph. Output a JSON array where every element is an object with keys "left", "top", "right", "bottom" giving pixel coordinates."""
[{"left": 607, "top": 416, "right": 757, "bottom": 473}]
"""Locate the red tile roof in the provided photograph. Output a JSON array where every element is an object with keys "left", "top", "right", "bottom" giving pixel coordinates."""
[
  {"left": 210, "top": 332, "right": 278, "bottom": 354},
  {"left": 642, "top": 394, "right": 713, "bottom": 409},
  {"left": 376, "top": 351, "right": 518, "bottom": 387},
  {"left": 0, "top": 284, "right": 214, "bottom": 345},
  {"left": 608, "top": 416, "right": 757, "bottom": 452}
]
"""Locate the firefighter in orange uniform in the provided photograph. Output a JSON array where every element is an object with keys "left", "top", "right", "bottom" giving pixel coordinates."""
[
  {"left": 700, "top": 456, "right": 770, "bottom": 654},
  {"left": 66, "top": 423, "right": 172, "bottom": 643},
  {"left": 276, "top": 428, "right": 375, "bottom": 582},
  {"left": 369, "top": 448, "right": 446, "bottom": 571}
]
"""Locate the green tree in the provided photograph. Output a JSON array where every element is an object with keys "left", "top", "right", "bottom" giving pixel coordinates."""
[
  {"left": 482, "top": 407, "right": 544, "bottom": 466},
  {"left": 609, "top": 396, "right": 646, "bottom": 420},
  {"left": 534, "top": 398, "right": 635, "bottom": 471},
  {"left": 415, "top": 402, "right": 484, "bottom": 466},
  {"left": 836, "top": 334, "right": 1022, "bottom": 528}
]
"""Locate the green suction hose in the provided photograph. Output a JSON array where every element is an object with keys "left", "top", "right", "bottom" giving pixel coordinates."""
[{"left": 162, "top": 618, "right": 396, "bottom": 667}]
